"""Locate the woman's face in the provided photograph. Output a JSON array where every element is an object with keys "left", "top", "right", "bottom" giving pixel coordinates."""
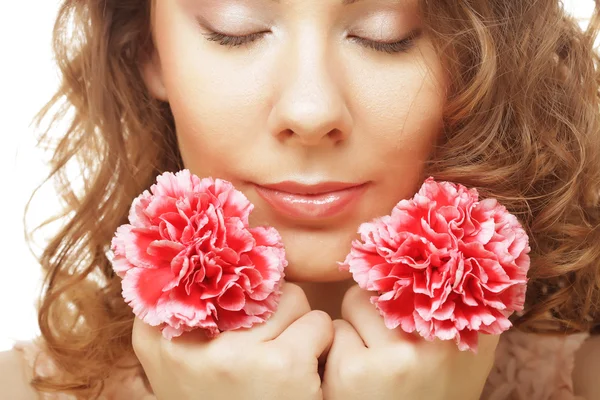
[{"left": 145, "top": 0, "right": 447, "bottom": 283}]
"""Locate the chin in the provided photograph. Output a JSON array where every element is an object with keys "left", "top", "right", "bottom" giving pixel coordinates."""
[
  {"left": 245, "top": 197, "right": 367, "bottom": 283},
  {"left": 272, "top": 226, "right": 358, "bottom": 283}
]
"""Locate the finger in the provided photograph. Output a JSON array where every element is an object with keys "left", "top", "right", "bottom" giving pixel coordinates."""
[
  {"left": 341, "top": 285, "right": 411, "bottom": 348},
  {"left": 331, "top": 319, "right": 367, "bottom": 352},
  {"left": 324, "top": 319, "right": 367, "bottom": 380},
  {"left": 228, "top": 281, "right": 312, "bottom": 342},
  {"left": 478, "top": 332, "right": 501, "bottom": 354},
  {"left": 462, "top": 332, "right": 500, "bottom": 363},
  {"left": 274, "top": 310, "right": 334, "bottom": 359},
  {"left": 474, "top": 332, "right": 501, "bottom": 376},
  {"left": 132, "top": 317, "right": 162, "bottom": 367}
]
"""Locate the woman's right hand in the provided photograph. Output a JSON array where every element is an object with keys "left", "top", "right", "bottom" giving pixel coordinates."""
[{"left": 132, "top": 282, "right": 334, "bottom": 400}]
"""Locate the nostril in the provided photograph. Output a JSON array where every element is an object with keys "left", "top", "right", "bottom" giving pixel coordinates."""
[
  {"left": 327, "top": 129, "right": 345, "bottom": 142},
  {"left": 281, "top": 129, "right": 294, "bottom": 139}
]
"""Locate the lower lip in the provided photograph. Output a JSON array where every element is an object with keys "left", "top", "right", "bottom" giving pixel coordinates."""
[{"left": 254, "top": 184, "right": 368, "bottom": 220}]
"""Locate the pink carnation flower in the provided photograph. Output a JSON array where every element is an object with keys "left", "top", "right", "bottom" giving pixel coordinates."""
[
  {"left": 111, "top": 170, "right": 287, "bottom": 339},
  {"left": 340, "top": 177, "right": 530, "bottom": 352}
]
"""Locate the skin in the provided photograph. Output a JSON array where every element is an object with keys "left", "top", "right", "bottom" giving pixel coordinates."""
[{"left": 142, "top": 0, "right": 497, "bottom": 398}]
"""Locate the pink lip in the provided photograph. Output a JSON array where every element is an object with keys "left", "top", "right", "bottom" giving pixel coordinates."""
[{"left": 254, "top": 181, "right": 368, "bottom": 220}]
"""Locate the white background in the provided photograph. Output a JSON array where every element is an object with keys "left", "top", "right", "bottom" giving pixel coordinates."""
[{"left": 0, "top": 1, "right": 595, "bottom": 352}]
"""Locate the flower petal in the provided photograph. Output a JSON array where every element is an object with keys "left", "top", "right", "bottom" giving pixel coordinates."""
[{"left": 110, "top": 171, "right": 286, "bottom": 339}]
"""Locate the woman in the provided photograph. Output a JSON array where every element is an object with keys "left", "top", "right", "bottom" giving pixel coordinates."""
[{"left": 2, "top": 0, "right": 600, "bottom": 398}]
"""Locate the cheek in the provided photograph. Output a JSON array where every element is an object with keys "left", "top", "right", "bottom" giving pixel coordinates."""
[
  {"left": 168, "top": 69, "right": 268, "bottom": 177},
  {"left": 344, "top": 47, "right": 446, "bottom": 214},
  {"left": 353, "top": 57, "right": 445, "bottom": 167},
  {"left": 155, "top": 28, "right": 275, "bottom": 178}
]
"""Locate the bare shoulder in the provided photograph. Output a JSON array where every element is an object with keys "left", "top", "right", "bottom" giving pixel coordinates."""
[
  {"left": 0, "top": 349, "right": 38, "bottom": 400},
  {"left": 573, "top": 334, "right": 600, "bottom": 399}
]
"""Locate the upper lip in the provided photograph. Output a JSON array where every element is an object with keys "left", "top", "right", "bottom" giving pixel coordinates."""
[{"left": 256, "top": 181, "right": 366, "bottom": 195}]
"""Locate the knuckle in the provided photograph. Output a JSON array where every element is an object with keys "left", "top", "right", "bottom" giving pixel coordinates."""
[
  {"left": 308, "top": 309, "right": 334, "bottom": 327},
  {"left": 308, "top": 310, "right": 335, "bottom": 340}
]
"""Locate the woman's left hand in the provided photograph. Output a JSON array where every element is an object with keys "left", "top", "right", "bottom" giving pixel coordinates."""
[{"left": 321, "top": 285, "right": 500, "bottom": 400}]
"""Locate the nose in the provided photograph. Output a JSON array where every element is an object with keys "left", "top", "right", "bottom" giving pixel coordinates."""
[{"left": 268, "top": 36, "right": 352, "bottom": 147}]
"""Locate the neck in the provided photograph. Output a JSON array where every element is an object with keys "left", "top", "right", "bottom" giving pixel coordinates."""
[{"left": 295, "top": 279, "right": 356, "bottom": 320}]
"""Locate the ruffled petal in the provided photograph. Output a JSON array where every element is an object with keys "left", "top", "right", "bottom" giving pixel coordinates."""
[{"left": 111, "top": 171, "right": 286, "bottom": 340}]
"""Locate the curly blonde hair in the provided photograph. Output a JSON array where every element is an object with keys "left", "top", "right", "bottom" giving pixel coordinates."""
[{"left": 25, "top": 0, "right": 600, "bottom": 398}]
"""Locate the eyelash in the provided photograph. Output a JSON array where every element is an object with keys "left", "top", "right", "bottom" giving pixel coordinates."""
[{"left": 202, "top": 30, "right": 418, "bottom": 54}]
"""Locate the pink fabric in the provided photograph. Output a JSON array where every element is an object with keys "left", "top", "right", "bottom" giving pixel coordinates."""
[
  {"left": 482, "top": 330, "right": 589, "bottom": 400},
  {"left": 12, "top": 330, "right": 590, "bottom": 400}
]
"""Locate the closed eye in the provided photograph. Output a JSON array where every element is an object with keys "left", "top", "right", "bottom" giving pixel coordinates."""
[
  {"left": 202, "top": 31, "right": 270, "bottom": 48},
  {"left": 348, "top": 31, "right": 419, "bottom": 54},
  {"left": 202, "top": 29, "right": 421, "bottom": 55}
]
